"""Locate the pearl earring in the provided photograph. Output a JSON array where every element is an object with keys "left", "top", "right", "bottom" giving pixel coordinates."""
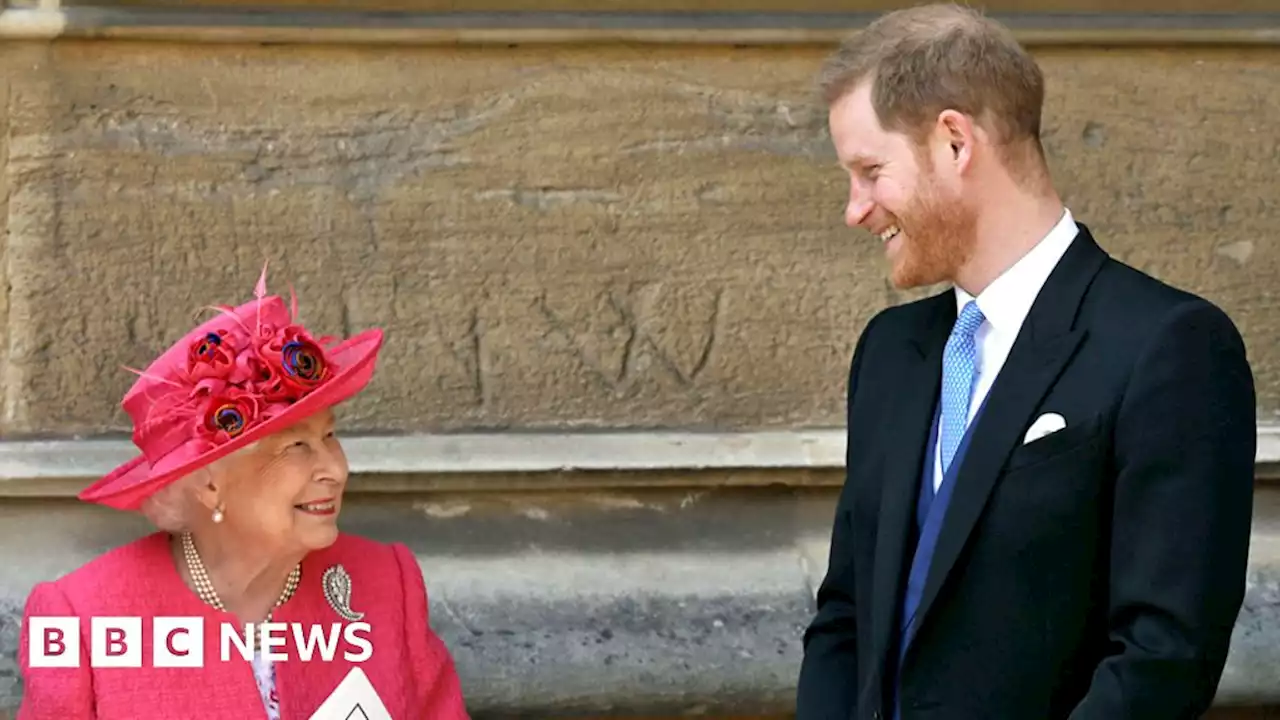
[{"left": 212, "top": 507, "right": 224, "bottom": 524}]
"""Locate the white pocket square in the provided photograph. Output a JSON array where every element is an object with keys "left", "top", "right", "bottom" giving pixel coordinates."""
[{"left": 1023, "top": 412, "right": 1067, "bottom": 445}]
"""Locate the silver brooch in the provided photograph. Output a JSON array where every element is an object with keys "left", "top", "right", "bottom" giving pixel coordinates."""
[{"left": 322, "top": 564, "right": 365, "bottom": 622}]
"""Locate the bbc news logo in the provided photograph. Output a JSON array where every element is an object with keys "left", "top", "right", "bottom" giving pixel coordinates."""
[{"left": 28, "top": 617, "right": 373, "bottom": 668}]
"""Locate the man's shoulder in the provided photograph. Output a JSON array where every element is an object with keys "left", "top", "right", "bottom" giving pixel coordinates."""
[
  {"left": 1094, "top": 254, "right": 1201, "bottom": 308},
  {"left": 1087, "top": 252, "right": 1240, "bottom": 341}
]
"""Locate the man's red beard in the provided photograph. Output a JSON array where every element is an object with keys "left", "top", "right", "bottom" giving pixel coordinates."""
[{"left": 886, "top": 169, "right": 978, "bottom": 290}]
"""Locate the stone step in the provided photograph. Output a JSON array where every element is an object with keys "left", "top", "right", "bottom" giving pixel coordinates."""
[{"left": 2, "top": 484, "right": 1278, "bottom": 715}]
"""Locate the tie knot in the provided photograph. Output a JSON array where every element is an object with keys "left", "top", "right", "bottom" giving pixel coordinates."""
[{"left": 953, "top": 301, "right": 985, "bottom": 340}]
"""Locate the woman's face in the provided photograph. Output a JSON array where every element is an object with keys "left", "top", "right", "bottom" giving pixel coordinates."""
[{"left": 217, "top": 409, "right": 350, "bottom": 555}]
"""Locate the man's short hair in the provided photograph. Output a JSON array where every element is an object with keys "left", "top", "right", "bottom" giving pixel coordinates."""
[{"left": 817, "top": 3, "right": 1046, "bottom": 167}]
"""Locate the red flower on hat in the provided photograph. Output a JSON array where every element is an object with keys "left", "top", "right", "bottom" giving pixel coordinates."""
[
  {"left": 198, "top": 390, "right": 260, "bottom": 445},
  {"left": 187, "top": 330, "right": 235, "bottom": 381},
  {"left": 185, "top": 326, "right": 257, "bottom": 396},
  {"left": 159, "top": 284, "right": 337, "bottom": 445},
  {"left": 252, "top": 325, "right": 331, "bottom": 404}
]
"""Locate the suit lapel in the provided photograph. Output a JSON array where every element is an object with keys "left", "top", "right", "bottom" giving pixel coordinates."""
[
  {"left": 868, "top": 292, "right": 953, "bottom": 683},
  {"left": 908, "top": 226, "right": 1108, "bottom": 638}
]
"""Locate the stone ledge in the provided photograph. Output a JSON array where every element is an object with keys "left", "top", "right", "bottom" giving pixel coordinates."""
[
  {"left": 0, "top": 424, "right": 1277, "bottom": 496},
  {"left": 0, "top": 7, "right": 1278, "bottom": 45},
  {"left": 0, "top": 488, "right": 1279, "bottom": 714},
  {"left": 0, "top": 429, "right": 849, "bottom": 477}
]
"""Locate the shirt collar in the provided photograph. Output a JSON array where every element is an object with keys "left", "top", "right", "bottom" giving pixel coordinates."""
[{"left": 955, "top": 208, "right": 1078, "bottom": 335}]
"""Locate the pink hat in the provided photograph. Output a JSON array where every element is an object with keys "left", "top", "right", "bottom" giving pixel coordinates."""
[{"left": 78, "top": 266, "right": 384, "bottom": 511}]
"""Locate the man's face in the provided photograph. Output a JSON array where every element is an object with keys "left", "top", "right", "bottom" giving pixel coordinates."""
[{"left": 828, "top": 83, "right": 976, "bottom": 289}]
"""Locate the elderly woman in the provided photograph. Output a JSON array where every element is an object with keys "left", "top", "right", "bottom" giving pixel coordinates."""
[{"left": 16, "top": 270, "right": 469, "bottom": 719}]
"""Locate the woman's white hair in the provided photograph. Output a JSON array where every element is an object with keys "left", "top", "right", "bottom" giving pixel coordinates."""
[{"left": 139, "top": 442, "right": 259, "bottom": 532}]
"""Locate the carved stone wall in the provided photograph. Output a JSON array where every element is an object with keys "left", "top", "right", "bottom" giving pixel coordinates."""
[{"left": 1, "top": 42, "right": 1277, "bottom": 438}]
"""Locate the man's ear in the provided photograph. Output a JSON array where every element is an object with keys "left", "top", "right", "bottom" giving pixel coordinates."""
[{"left": 935, "top": 109, "right": 978, "bottom": 174}]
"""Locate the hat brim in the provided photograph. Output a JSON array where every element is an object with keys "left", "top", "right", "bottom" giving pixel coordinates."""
[{"left": 78, "top": 328, "right": 384, "bottom": 511}]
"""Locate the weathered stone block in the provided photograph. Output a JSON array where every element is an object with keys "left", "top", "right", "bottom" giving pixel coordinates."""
[
  {"left": 1, "top": 486, "right": 1279, "bottom": 714},
  {"left": 0, "top": 42, "right": 1276, "bottom": 435}
]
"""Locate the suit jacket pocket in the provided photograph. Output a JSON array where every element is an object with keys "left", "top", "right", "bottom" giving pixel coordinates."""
[{"left": 1004, "top": 413, "right": 1105, "bottom": 474}]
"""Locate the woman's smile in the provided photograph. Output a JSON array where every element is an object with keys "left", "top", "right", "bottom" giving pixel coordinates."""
[{"left": 294, "top": 498, "right": 337, "bottom": 516}]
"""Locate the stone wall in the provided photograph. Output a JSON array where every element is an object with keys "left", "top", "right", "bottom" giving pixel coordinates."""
[
  {"left": 1, "top": 41, "right": 1277, "bottom": 438},
  {"left": 0, "top": 11, "right": 1278, "bottom": 718}
]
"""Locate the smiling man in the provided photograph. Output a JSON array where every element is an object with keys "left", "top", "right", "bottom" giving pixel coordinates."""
[{"left": 795, "top": 4, "right": 1257, "bottom": 720}]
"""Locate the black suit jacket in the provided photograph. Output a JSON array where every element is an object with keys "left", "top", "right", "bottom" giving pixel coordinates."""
[{"left": 796, "top": 225, "right": 1256, "bottom": 720}]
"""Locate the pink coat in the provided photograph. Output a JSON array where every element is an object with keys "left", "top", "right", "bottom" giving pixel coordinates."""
[{"left": 16, "top": 531, "right": 470, "bottom": 719}]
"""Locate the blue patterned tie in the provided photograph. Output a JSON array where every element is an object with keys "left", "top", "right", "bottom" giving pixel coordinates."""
[{"left": 939, "top": 301, "right": 986, "bottom": 476}]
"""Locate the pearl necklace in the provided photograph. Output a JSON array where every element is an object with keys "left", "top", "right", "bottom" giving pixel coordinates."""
[{"left": 180, "top": 531, "right": 301, "bottom": 651}]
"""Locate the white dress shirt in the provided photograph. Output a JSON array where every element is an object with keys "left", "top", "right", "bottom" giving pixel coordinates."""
[{"left": 931, "top": 208, "right": 1079, "bottom": 492}]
